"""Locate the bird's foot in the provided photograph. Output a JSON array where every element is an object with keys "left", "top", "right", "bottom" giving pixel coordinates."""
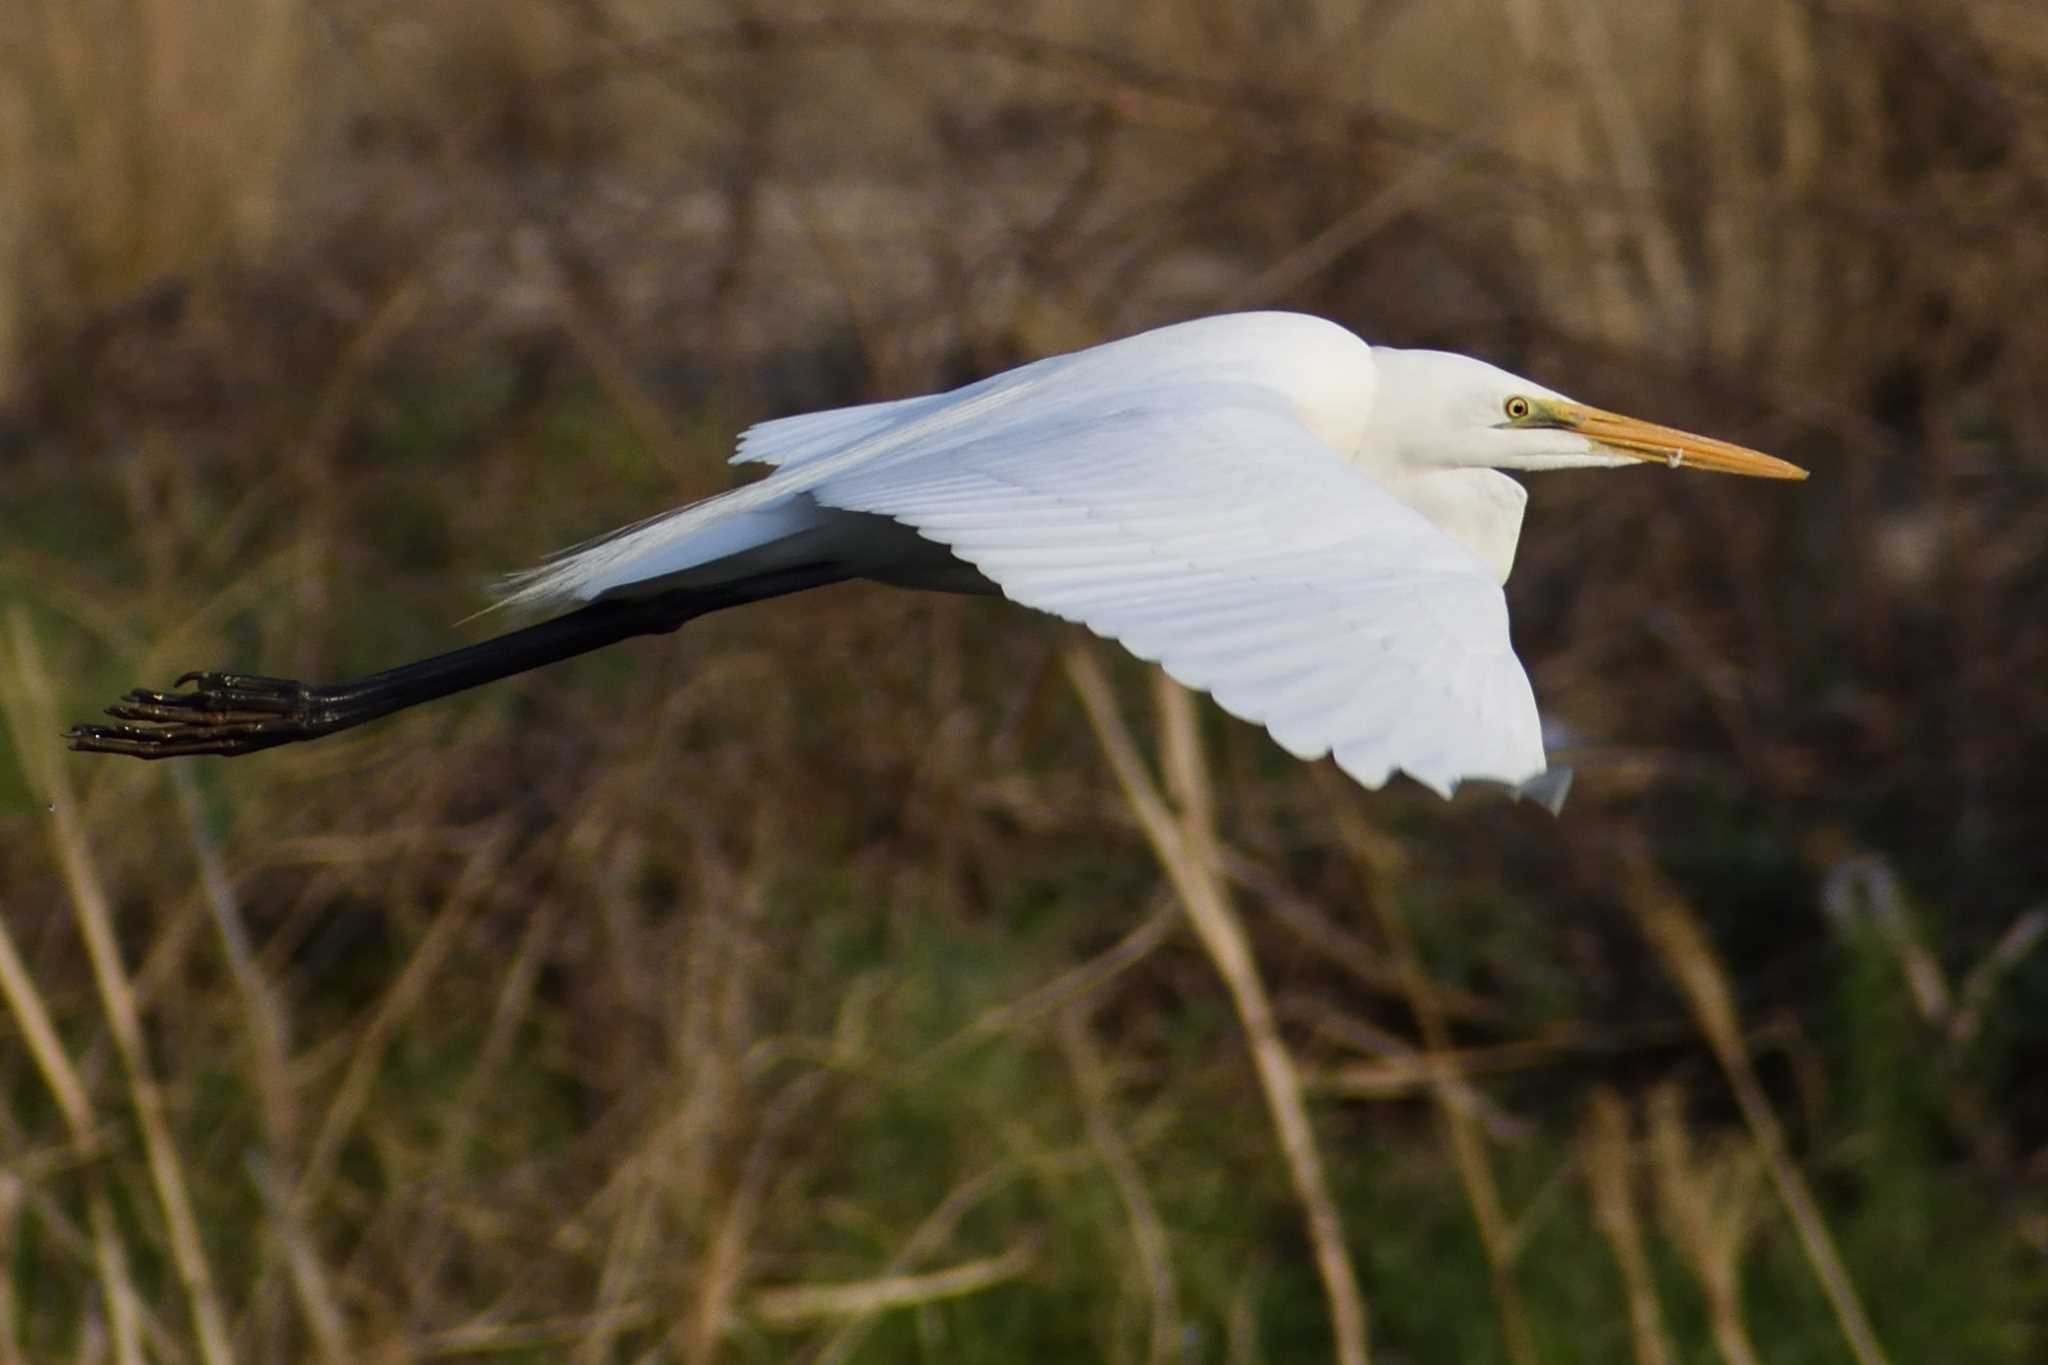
[{"left": 68, "top": 671, "right": 328, "bottom": 758}]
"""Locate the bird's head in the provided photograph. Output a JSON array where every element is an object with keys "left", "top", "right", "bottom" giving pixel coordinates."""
[{"left": 1366, "top": 348, "right": 1807, "bottom": 480}]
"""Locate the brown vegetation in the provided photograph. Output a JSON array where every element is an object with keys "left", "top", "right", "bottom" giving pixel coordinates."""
[{"left": 2, "top": 1, "right": 2044, "bottom": 1360}]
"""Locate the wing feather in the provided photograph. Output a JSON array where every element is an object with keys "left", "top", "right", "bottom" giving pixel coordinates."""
[
  {"left": 808, "top": 381, "right": 1548, "bottom": 797},
  {"left": 735, "top": 394, "right": 940, "bottom": 469}
]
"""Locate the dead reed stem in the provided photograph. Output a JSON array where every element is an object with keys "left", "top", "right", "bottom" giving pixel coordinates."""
[
  {"left": 1646, "top": 1085, "right": 1764, "bottom": 1365},
  {"left": 0, "top": 896, "right": 94, "bottom": 1142},
  {"left": 1059, "top": 1004, "right": 1183, "bottom": 1365},
  {"left": 0, "top": 895, "right": 146, "bottom": 1365},
  {"left": 1622, "top": 851, "right": 1892, "bottom": 1365},
  {"left": 164, "top": 764, "right": 354, "bottom": 1357},
  {"left": 751, "top": 1240, "right": 1039, "bottom": 1327},
  {"left": 171, "top": 765, "right": 294, "bottom": 1145},
  {"left": 685, "top": 1071, "right": 830, "bottom": 1363},
  {"left": 249, "top": 1156, "right": 350, "bottom": 1365},
  {"left": 2, "top": 610, "right": 236, "bottom": 1365},
  {"left": 955, "top": 899, "right": 1177, "bottom": 1048},
  {"left": 808, "top": 1162, "right": 1057, "bottom": 1365},
  {"left": 1582, "top": 1091, "right": 1674, "bottom": 1365},
  {"left": 1065, "top": 646, "right": 1370, "bottom": 1365},
  {"left": 1324, "top": 789, "right": 1539, "bottom": 1365}
]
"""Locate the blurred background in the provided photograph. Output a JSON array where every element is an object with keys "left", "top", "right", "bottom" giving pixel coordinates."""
[{"left": 2, "top": 0, "right": 2044, "bottom": 1360}]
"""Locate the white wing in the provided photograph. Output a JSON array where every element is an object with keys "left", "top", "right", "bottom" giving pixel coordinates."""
[
  {"left": 502, "top": 314, "right": 1554, "bottom": 802},
  {"left": 804, "top": 380, "right": 1547, "bottom": 799},
  {"left": 734, "top": 394, "right": 937, "bottom": 469}
]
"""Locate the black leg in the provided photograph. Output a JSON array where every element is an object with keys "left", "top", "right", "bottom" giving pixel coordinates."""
[{"left": 66, "top": 564, "right": 850, "bottom": 759}]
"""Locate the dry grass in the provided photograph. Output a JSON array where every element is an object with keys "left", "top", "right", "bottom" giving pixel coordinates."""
[
  {"left": 1623, "top": 850, "right": 1890, "bottom": 1365},
  {"left": 1068, "top": 652, "right": 1370, "bottom": 1365},
  {"left": 2, "top": 613, "right": 234, "bottom": 1365},
  {"left": 3, "top": 0, "right": 2045, "bottom": 1361},
  {"left": 0, "top": 0, "right": 301, "bottom": 396},
  {"left": 1646, "top": 1083, "right": 1766, "bottom": 1365},
  {"left": 1321, "top": 786, "right": 1540, "bottom": 1365},
  {"left": 1583, "top": 1090, "right": 1673, "bottom": 1365}
]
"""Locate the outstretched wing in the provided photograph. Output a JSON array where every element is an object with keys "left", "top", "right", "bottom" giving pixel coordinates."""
[
  {"left": 807, "top": 380, "right": 1549, "bottom": 800},
  {"left": 501, "top": 311, "right": 1555, "bottom": 803}
]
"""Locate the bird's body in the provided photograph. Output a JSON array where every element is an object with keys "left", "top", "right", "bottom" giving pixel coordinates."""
[
  {"left": 69, "top": 312, "right": 1807, "bottom": 804},
  {"left": 508, "top": 314, "right": 1523, "bottom": 600}
]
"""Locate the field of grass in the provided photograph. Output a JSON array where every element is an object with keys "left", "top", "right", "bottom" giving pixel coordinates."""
[{"left": 2, "top": 1, "right": 2045, "bottom": 1361}]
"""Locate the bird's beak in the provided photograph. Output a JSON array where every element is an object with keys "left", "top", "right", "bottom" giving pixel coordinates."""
[{"left": 1555, "top": 402, "right": 1809, "bottom": 479}]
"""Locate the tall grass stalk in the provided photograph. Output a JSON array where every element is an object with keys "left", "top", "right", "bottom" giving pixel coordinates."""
[
  {"left": 2, "top": 611, "right": 235, "bottom": 1365},
  {"left": 1067, "top": 646, "right": 1371, "bottom": 1365},
  {"left": 1323, "top": 788, "right": 1540, "bottom": 1365},
  {"left": 1623, "top": 852, "right": 1893, "bottom": 1365}
]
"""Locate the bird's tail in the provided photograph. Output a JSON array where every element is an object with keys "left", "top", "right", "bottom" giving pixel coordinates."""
[{"left": 1513, "top": 766, "right": 1573, "bottom": 815}]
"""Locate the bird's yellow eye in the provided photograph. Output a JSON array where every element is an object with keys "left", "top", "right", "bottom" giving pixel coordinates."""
[{"left": 1504, "top": 396, "right": 1533, "bottom": 421}]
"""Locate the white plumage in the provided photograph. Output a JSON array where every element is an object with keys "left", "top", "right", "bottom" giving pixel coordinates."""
[
  {"left": 72, "top": 313, "right": 1804, "bottom": 776},
  {"left": 505, "top": 312, "right": 1736, "bottom": 807}
]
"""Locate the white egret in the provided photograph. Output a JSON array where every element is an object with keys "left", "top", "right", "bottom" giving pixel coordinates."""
[{"left": 68, "top": 312, "right": 1805, "bottom": 806}]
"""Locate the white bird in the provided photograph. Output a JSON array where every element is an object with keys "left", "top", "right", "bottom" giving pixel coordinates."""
[{"left": 68, "top": 312, "right": 1806, "bottom": 806}]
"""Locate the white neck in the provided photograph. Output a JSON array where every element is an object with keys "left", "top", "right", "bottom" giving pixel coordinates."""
[{"left": 1371, "top": 466, "right": 1529, "bottom": 584}]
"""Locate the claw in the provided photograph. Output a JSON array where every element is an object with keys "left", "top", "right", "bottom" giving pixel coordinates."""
[
  {"left": 122, "top": 687, "right": 182, "bottom": 705},
  {"left": 105, "top": 700, "right": 270, "bottom": 725},
  {"left": 127, "top": 674, "right": 308, "bottom": 716},
  {"left": 177, "top": 670, "right": 300, "bottom": 691},
  {"left": 66, "top": 715, "right": 303, "bottom": 759},
  {"left": 66, "top": 668, "right": 329, "bottom": 758}
]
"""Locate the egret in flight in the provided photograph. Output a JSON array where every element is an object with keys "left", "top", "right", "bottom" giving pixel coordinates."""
[{"left": 68, "top": 312, "right": 1806, "bottom": 806}]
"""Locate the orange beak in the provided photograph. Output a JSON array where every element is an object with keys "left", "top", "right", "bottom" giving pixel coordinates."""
[{"left": 1557, "top": 403, "right": 1808, "bottom": 479}]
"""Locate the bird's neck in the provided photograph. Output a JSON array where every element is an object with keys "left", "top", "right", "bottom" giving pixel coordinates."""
[{"left": 1374, "top": 466, "right": 1528, "bottom": 584}]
